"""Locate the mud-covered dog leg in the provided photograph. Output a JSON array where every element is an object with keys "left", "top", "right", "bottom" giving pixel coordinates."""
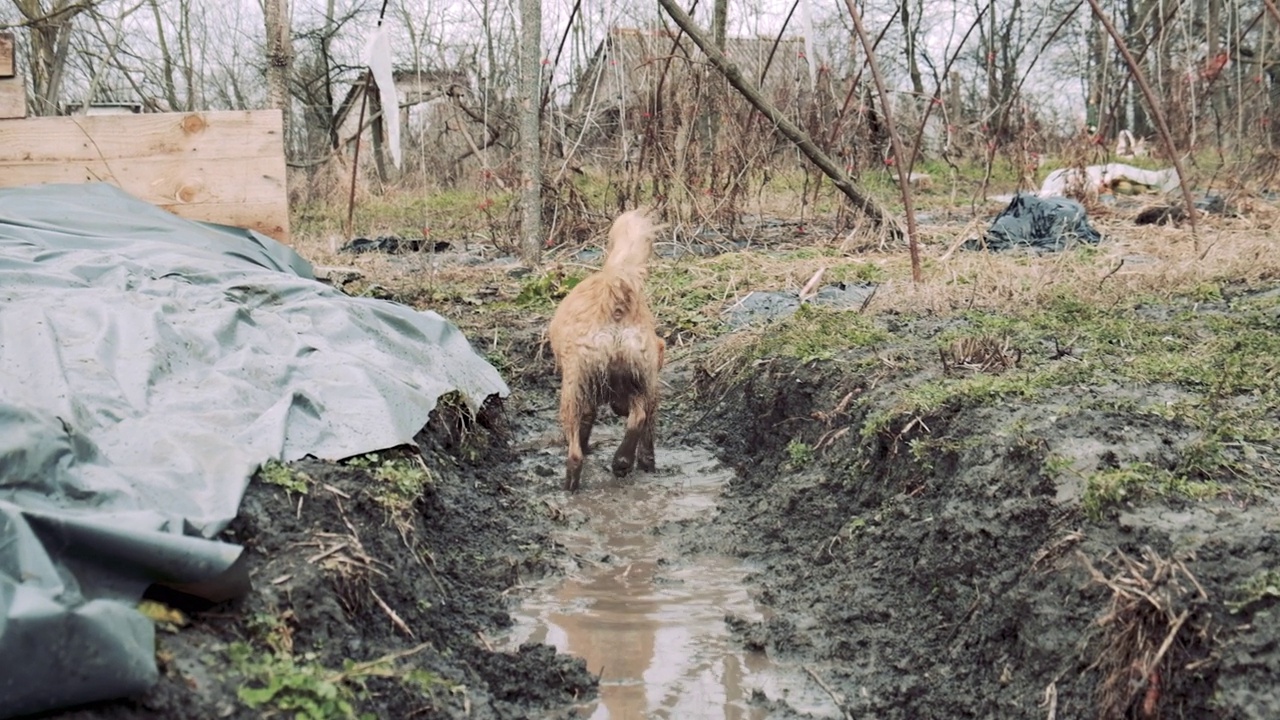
[
  {"left": 560, "top": 374, "right": 586, "bottom": 491},
  {"left": 637, "top": 393, "right": 657, "bottom": 472},
  {"left": 611, "top": 395, "right": 647, "bottom": 477},
  {"left": 578, "top": 405, "right": 597, "bottom": 455}
]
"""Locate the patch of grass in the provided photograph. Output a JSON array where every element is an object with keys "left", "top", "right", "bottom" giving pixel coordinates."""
[
  {"left": 862, "top": 368, "right": 1054, "bottom": 438},
  {"left": 512, "top": 269, "right": 583, "bottom": 310},
  {"left": 648, "top": 263, "right": 729, "bottom": 337},
  {"left": 924, "top": 295, "right": 1280, "bottom": 414},
  {"left": 747, "top": 304, "right": 889, "bottom": 364},
  {"left": 294, "top": 188, "right": 514, "bottom": 243},
  {"left": 785, "top": 439, "right": 814, "bottom": 468},
  {"left": 258, "top": 460, "right": 311, "bottom": 496},
  {"left": 1227, "top": 569, "right": 1280, "bottom": 614},
  {"left": 228, "top": 641, "right": 455, "bottom": 720},
  {"left": 1081, "top": 463, "right": 1226, "bottom": 519}
]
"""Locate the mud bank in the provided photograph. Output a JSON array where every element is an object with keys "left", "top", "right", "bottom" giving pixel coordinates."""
[
  {"left": 682, "top": 317, "right": 1280, "bottom": 719},
  {"left": 42, "top": 409, "right": 595, "bottom": 720}
]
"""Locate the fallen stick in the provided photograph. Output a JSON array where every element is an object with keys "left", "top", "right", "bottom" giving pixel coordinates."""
[
  {"left": 656, "top": 0, "right": 903, "bottom": 243},
  {"left": 370, "top": 586, "right": 415, "bottom": 638},
  {"left": 804, "top": 666, "right": 853, "bottom": 720}
]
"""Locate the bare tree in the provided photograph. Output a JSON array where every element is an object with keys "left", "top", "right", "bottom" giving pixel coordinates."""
[
  {"left": 12, "top": 0, "right": 88, "bottom": 114},
  {"left": 518, "top": 0, "right": 541, "bottom": 263},
  {"left": 263, "top": 0, "right": 292, "bottom": 144}
]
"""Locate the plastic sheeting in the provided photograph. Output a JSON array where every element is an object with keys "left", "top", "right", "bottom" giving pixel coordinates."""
[
  {"left": 967, "top": 193, "right": 1103, "bottom": 252},
  {"left": 0, "top": 183, "right": 509, "bottom": 717},
  {"left": 1038, "top": 163, "right": 1179, "bottom": 199}
]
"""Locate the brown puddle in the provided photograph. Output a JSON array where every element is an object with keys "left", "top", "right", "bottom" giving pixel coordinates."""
[{"left": 507, "top": 433, "right": 842, "bottom": 719}]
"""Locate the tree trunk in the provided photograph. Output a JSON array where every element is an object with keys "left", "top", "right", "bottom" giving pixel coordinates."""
[
  {"left": 1087, "top": 10, "right": 1107, "bottom": 133},
  {"left": 263, "top": 0, "right": 293, "bottom": 153},
  {"left": 518, "top": 0, "right": 542, "bottom": 264},
  {"left": 150, "top": 0, "right": 182, "bottom": 111},
  {"left": 902, "top": 0, "right": 924, "bottom": 98},
  {"left": 713, "top": 0, "right": 728, "bottom": 48},
  {"left": 1125, "top": 0, "right": 1151, "bottom": 136},
  {"left": 1205, "top": 0, "right": 1223, "bottom": 130},
  {"left": 14, "top": 0, "right": 86, "bottom": 115}
]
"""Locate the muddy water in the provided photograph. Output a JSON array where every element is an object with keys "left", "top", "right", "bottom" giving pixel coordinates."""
[{"left": 507, "top": 429, "right": 842, "bottom": 720}]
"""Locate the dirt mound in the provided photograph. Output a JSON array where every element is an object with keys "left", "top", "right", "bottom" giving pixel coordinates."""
[
  {"left": 683, "top": 322, "right": 1280, "bottom": 719},
  {"left": 44, "top": 406, "right": 595, "bottom": 720}
]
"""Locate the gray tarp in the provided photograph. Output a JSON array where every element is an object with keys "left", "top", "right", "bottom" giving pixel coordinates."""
[
  {"left": 967, "top": 193, "right": 1103, "bottom": 252},
  {"left": 0, "top": 183, "right": 509, "bottom": 717}
]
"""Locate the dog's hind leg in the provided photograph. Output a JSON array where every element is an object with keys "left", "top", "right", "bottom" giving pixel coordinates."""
[
  {"left": 636, "top": 392, "right": 657, "bottom": 473},
  {"left": 560, "top": 372, "right": 587, "bottom": 491},
  {"left": 578, "top": 405, "right": 597, "bottom": 456},
  {"left": 611, "top": 393, "right": 648, "bottom": 477}
]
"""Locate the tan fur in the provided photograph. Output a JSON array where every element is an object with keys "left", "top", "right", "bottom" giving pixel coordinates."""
[{"left": 548, "top": 209, "right": 665, "bottom": 491}]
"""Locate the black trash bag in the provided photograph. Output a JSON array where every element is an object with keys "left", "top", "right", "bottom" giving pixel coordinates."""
[
  {"left": 339, "top": 235, "right": 451, "bottom": 254},
  {"left": 966, "top": 193, "right": 1103, "bottom": 252}
]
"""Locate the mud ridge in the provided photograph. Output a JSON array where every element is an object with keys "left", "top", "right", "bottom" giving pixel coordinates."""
[
  {"left": 681, "top": 340, "right": 1280, "bottom": 719},
  {"left": 45, "top": 407, "right": 596, "bottom": 720}
]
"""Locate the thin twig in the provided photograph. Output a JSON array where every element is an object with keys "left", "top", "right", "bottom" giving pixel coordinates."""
[
  {"left": 1097, "top": 258, "right": 1125, "bottom": 289},
  {"left": 307, "top": 542, "right": 350, "bottom": 564},
  {"left": 804, "top": 666, "right": 852, "bottom": 720},
  {"left": 1145, "top": 608, "right": 1191, "bottom": 676},
  {"left": 840, "top": 0, "right": 920, "bottom": 282},
  {"left": 370, "top": 586, "right": 415, "bottom": 638}
]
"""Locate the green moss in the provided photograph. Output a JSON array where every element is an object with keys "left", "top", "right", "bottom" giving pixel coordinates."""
[
  {"left": 1227, "top": 569, "right": 1280, "bottom": 614},
  {"left": 785, "top": 439, "right": 815, "bottom": 468},
  {"left": 749, "top": 304, "right": 888, "bottom": 364},
  {"left": 1081, "top": 463, "right": 1226, "bottom": 520},
  {"left": 346, "top": 452, "right": 433, "bottom": 516}
]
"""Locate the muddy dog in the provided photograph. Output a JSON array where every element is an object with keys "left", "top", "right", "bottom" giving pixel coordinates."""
[{"left": 548, "top": 209, "right": 665, "bottom": 491}]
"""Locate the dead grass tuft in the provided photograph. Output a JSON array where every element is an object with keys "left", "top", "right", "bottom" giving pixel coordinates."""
[
  {"left": 939, "top": 334, "right": 1021, "bottom": 375},
  {"left": 1080, "top": 547, "right": 1212, "bottom": 720}
]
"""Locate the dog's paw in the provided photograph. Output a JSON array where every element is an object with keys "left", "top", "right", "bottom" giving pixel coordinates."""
[{"left": 611, "top": 455, "right": 634, "bottom": 477}]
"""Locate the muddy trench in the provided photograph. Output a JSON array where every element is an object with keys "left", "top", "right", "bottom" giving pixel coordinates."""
[
  {"left": 503, "top": 412, "right": 843, "bottom": 720},
  {"left": 498, "top": 318, "right": 1280, "bottom": 720}
]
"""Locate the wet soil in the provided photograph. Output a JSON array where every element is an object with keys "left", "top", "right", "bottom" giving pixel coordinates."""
[
  {"left": 40, "top": 409, "right": 596, "bottom": 720},
  {"left": 677, "top": 324, "right": 1280, "bottom": 719},
  {"left": 37, "top": 240, "right": 1280, "bottom": 720}
]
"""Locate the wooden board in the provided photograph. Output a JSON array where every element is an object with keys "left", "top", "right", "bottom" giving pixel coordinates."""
[
  {"left": 0, "top": 110, "right": 289, "bottom": 242},
  {"left": 0, "top": 33, "right": 13, "bottom": 78},
  {"left": 0, "top": 33, "right": 12, "bottom": 79},
  {"left": 0, "top": 76, "right": 24, "bottom": 119}
]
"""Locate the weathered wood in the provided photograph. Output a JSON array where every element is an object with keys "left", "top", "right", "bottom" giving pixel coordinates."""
[
  {"left": 0, "top": 33, "right": 14, "bottom": 78},
  {"left": 0, "top": 76, "right": 25, "bottom": 119},
  {"left": 0, "top": 110, "right": 289, "bottom": 242},
  {"left": 0, "top": 111, "right": 282, "bottom": 162}
]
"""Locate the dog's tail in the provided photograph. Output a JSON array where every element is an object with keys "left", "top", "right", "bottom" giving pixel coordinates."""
[{"left": 602, "top": 209, "right": 660, "bottom": 277}]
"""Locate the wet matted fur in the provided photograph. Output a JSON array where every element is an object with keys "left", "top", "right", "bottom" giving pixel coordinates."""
[{"left": 548, "top": 209, "right": 665, "bottom": 491}]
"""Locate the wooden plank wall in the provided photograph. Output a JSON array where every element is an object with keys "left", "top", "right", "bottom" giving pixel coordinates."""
[
  {"left": 0, "top": 32, "right": 23, "bottom": 119},
  {"left": 0, "top": 110, "right": 290, "bottom": 242},
  {"left": 0, "top": 32, "right": 14, "bottom": 77}
]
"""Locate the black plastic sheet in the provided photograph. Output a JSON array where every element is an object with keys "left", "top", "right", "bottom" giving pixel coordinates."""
[{"left": 968, "top": 193, "right": 1103, "bottom": 252}]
